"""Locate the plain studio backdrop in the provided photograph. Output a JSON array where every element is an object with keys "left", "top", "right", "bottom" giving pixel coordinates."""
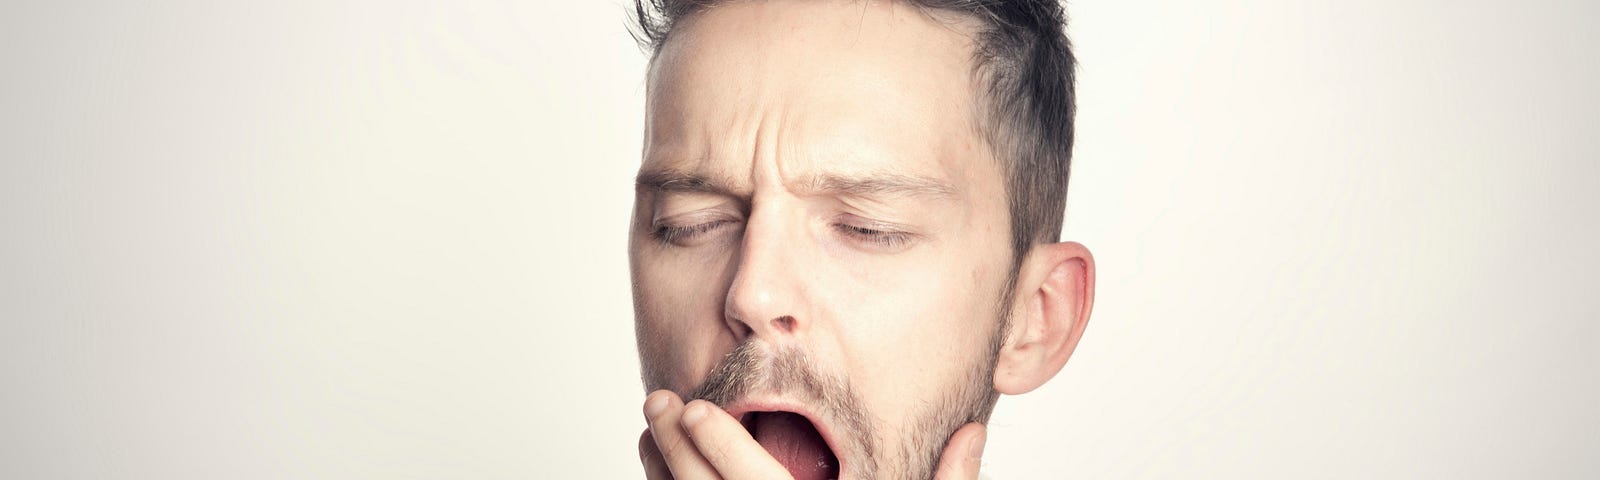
[{"left": 2, "top": 0, "right": 1595, "bottom": 478}]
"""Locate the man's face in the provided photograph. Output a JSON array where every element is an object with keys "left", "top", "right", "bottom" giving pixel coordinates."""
[{"left": 629, "top": 1, "right": 1014, "bottom": 477}]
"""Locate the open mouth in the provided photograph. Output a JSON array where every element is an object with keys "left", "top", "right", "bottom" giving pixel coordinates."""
[{"left": 739, "top": 411, "right": 840, "bottom": 480}]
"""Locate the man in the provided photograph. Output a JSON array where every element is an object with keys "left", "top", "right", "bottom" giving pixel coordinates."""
[{"left": 627, "top": 0, "right": 1095, "bottom": 478}]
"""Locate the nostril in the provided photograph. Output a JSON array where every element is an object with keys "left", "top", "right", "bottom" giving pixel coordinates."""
[
  {"left": 728, "top": 318, "right": 753, "bottom": 338},
  {"left": 771, "top": 315, "right": 795, "bottom": 333}
]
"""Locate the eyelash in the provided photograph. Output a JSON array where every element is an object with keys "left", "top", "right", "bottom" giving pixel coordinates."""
[
  {"left": 651, "top": 220, "right": 733, "bottom": 245},
  {"left": 834, "top": 223, "right": 912, "bottom": 249},
  {"left": 651, "top": 219, "right": 913, "bottom": 249}
]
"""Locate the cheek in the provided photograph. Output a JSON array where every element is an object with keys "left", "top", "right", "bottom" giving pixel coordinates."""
[
  {"left": 632, "top": 246, "right": 737, "bottom": 391},
  {"left": 831, "top": 253, "right": 1007, "bottom": 425}
]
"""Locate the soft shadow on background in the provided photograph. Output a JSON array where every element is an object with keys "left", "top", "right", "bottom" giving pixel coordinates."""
[{"left": 2, "top": 1, "right": 1595, "bottom": 478}]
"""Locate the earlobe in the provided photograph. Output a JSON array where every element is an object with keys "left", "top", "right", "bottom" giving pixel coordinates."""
[{"left": 993, "top": 241, "right": 1095, "bottom": 395}]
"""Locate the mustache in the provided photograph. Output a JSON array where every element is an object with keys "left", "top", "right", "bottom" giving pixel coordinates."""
[
  {"left": 684, "top": 341, "right": 876, "bottom": 460},
  {"left": 687, "top": 341, "right": 823, "bottom": 405}
]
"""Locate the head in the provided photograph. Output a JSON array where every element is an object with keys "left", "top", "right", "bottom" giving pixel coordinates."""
[{"left": 627, "top": 0, "right": 1094, "bottom": 477}]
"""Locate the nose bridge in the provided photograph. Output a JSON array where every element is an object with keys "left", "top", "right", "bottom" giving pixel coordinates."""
[{"left": 725, "top": 196, "right": 806, "bottom": 340}]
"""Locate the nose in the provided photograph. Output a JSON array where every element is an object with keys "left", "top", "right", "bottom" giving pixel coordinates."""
[{"left": 723, "top": 205, "right": 810, "bottom": 343}]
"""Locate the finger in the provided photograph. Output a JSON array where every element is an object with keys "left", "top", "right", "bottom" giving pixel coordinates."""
[
  {"left": 932, "top": 422, "right": 987, "bottom": 480},
  {"left": 645, "top": 390, "right": 721, "bottom": 480},
  {"left": 640, "top": 430, "right": 674, "bottom": 479},
  {"left": 679, "top": 400, "right": 792, "bottom": 479}
]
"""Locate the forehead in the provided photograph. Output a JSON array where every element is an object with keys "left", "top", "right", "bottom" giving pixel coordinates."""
[{"left": 644, "top": 0, "right": 993, "bottom": 190}]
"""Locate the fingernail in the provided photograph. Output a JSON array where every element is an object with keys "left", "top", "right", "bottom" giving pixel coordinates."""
[
  {"left": 644, "top": 392, "right": 668, "bottom": 421},
  {"left": 681, "top": 401, "right": 708, "bottom": 428},
  {"left": 969, "top": 428, "right": 987, "bottom": 459}
]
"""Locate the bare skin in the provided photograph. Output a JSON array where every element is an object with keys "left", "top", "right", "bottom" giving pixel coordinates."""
[{"left": 629, "top": 1, "right": 1096, "bottom": 478}]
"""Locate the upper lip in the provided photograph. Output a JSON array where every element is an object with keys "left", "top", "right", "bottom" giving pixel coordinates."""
[{"left": 722, "top": 397, "right": 847, "bottom": 478}]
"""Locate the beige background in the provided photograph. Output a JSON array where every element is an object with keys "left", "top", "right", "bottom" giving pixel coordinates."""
[{"left": 2, "top": 0, "right": 1595, "bottom": 478}]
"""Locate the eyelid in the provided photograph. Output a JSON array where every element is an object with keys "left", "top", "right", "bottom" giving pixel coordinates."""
[
  {"left": 832, "top": 213, "right": 913, "bottom": 233},
  {"left": 651, "top": 209, "right": 739, "bottom": 229},
  {"left": 650, "top": 193, "right": 742, "bottom": 225},
  {"left": 650, "top": 209, "right": 743, "bottom": 247}
]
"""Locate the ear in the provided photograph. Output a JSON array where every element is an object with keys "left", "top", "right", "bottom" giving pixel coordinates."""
[{"left": 994, "top": 241, "right": 1096, "bottom": 395}]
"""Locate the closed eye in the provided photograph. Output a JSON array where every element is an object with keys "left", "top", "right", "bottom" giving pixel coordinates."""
[
  {"left": 652, "top": 219, "right": 736, "bottom": 246},
  {"left": 834, "top": 222, "right": 914, "bottom": 250}
]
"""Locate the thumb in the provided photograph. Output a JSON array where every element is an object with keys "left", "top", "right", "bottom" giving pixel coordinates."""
[{"left": 932, "top": 422, "right": 987, "bottom": 480}]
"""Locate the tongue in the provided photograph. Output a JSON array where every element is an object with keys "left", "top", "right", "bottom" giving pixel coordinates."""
[{"left": 749, "top": 412, "right": 838, "bottom": 480}]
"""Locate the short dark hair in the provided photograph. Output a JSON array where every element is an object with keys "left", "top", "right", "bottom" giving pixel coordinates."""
[{"left": 631, "top": 0, "right": 1077, "bottom": 265}]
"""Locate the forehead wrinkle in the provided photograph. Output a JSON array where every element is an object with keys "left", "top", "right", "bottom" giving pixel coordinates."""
[{"left": 644, "top": 0, "right": 986, "bottom": 206}]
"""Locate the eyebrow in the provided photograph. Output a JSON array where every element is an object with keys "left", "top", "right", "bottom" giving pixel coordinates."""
[
  {"left": 635, "top": 168, "right": 739, "bottom": 196},
  {"left": 636, "top": 168, "right": 958, "bottom": 200},
  {"left": 800, "top": 172, "right": 959, "bottom": 199}
]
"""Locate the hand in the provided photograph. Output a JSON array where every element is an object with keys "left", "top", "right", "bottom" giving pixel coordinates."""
[{"left": 638, "top": 390, "right": 988, "bottom": 479}]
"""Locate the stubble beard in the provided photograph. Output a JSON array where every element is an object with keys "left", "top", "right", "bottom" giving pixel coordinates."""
[{"left": 640, "top": 308, "right": 1009, "bottom": 479}]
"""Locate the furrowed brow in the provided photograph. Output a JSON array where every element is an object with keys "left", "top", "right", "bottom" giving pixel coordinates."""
[{"left": 803, "top": 173, "right": 959, "bottom": 200}]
